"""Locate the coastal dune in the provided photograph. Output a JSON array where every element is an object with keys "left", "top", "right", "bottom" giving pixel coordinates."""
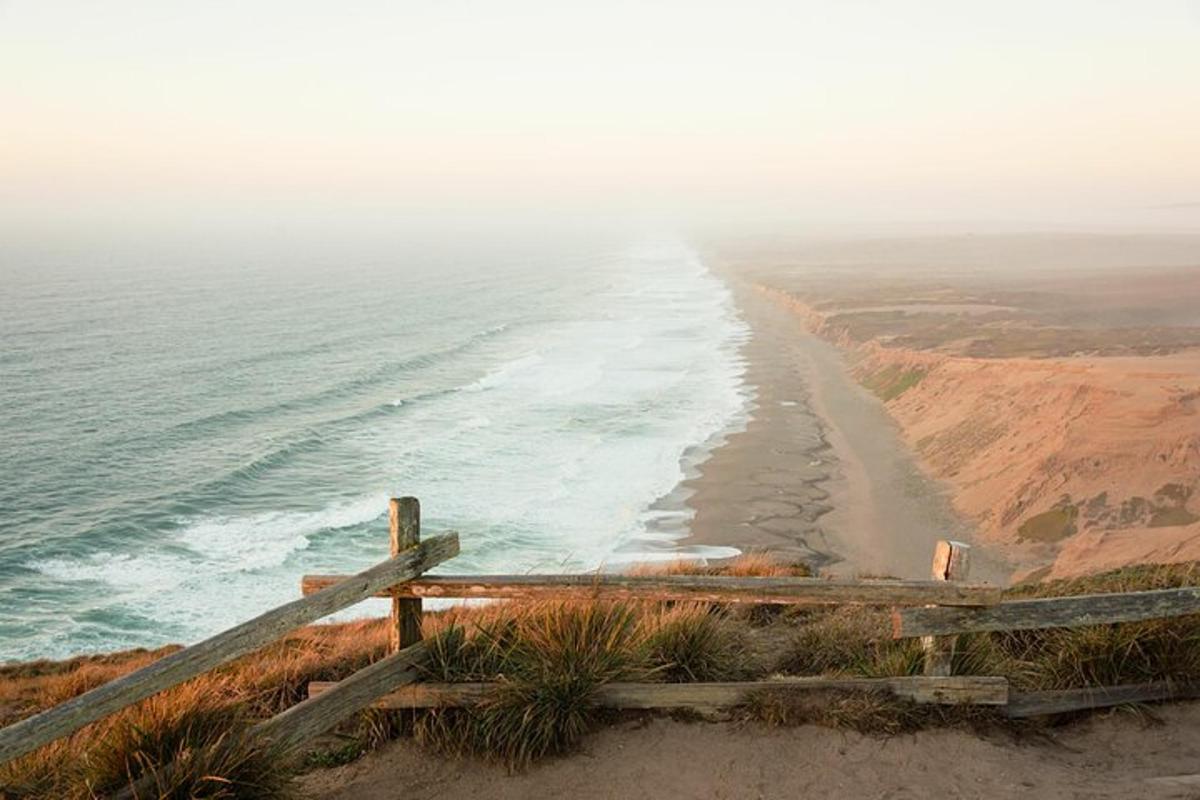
[
  {"left": 682, "top": 269, "right": 1002, "bottom": 581},
  {"left": 719, "top": 235, "right": 1200, "bottom": 583}
]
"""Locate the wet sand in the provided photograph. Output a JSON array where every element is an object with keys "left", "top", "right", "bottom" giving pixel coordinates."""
[{"left": 683, "top": 265, "right": 1007, "bottom": 582}]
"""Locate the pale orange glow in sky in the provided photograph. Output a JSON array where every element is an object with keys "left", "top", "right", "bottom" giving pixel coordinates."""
[{"left": 3, "top": 0, "right": 1200, "bottom": 238}]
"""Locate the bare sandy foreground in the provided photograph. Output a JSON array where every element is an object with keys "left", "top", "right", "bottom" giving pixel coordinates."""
[
  {"left": 302, "top": 704, "right": 1200, "bottom": 800},
  {"left": 682, "top": 264, "right": 1009, "bottom": 582}
]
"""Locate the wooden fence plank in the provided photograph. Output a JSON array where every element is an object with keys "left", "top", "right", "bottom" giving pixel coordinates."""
[
  {"left": 0, "top": 533, "right": 459, "bottom": 766},
  {"left": 894, "top": 587, "right": 1200, "bottom": 639},
  {"left": 307, "top": 676, "right": 1010, "bottom": 708},
  {"left": 1005, "top": 681, "right": 1200, "bottom": 718},
  {"left": 255, "top": 641, "right": 429, "bottom": 749},
  {"left": 301, "top": 573, "right": 1002, "bottom": 607}
]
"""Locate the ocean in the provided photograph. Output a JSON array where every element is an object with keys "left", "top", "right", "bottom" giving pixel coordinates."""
[{"left": 0, "top": 238, "right": 749, "bottom": 661}]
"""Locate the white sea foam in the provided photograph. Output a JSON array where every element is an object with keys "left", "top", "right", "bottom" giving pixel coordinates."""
[
  {"left": 177, "top": 495, "right": 386, "bottom": 565},
  {"left": 11, "top": 239, "right": 752, "bottom": 657},
  {"left": 347, "top": 239, "right": 752, "bottom": 575},
  {"left": 30, "top": 551, "right": 194, "bottom": 589},
  {"left": 603, "top": 545, "right": 742, "bottom": 565},
  {"left": 24, "top": 494, "right": 394, "bottom": 636},
  {"left": 28, "top": 496, "right": 385, "bottom": 586}
]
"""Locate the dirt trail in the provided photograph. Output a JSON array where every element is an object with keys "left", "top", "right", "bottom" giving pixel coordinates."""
[{"left": 302, "top": 703, "right": 1200, "bottom": 800}]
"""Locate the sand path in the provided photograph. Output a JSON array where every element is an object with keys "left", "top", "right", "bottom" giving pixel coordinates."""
[{"left": 302, "top": 703, "right": 1200, "bottom": 800}]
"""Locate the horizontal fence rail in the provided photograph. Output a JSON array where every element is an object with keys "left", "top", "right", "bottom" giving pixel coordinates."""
[
  {"left": 301, "top": 573, "right": 1003, "bottom": 607},
  {"left": 0, "top": 532, "right": 459, "bottom": 765},
  {"left": 308, "top": 675, "right": 1011, "bottom": 709},
  {"left": 255, "top": 641, "right": 430, "bottom": 750},
  {"left": 1003, "top": 680, "right": 1200, "bottom": 718},
  {"left": 893, "top": 586, "right": 1200, "bottom": 638}
]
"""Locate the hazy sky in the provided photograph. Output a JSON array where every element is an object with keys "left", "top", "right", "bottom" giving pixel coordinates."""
[{"left": 3, "top": 0, "right": 1200, "bottom": 240}]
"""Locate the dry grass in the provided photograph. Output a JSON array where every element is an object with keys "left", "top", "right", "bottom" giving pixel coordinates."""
[
  {"left": 0, "top": 621, "right": 389, "bottom": 799},
  {"left": 0, "top": 647, "right": 178, "bottom": 725},
  {"left": 411, "top": 598, "right": 749, "bottom": 768},
  {"left": 414, "top": 601, "right": 644, "bottom": 768},
  {"left": 82, "top": 683, "right": 293, "bottom": 800},
  {"left": 216, "top": 619, "right": 390, "bottom": 717},
  {"left": 4, "top": 558, "right": 1200, "bottom": 790},
  {"left": 742, "top": 687, "right": 999, "bottom": 734},
  {"left": 772, "top": 562, "right": 1200, "bottom": 694},
  {"left": 755, "top": 564, "right": 1200, "bottom": 733},
  {"left": 0, "top": 682, "right": 295, "bottom": 799},
  {"left": 777, "top": 606, "right": 925, "bottom": 678},
  {"left": 627, "top": 552, "right": 812, "bottom": 578},
  {"left": 638, "top": 603, "right": 749, "bottom": 682},
  {"left": 959, "top": 564, "right": 1200, "bottom": 691}
]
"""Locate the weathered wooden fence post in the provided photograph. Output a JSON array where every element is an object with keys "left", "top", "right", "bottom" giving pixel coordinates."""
[
  {"left": 923, "top": 539, "right": 970, "bottom": 677},
  {"left": 390, "top": 497, "right": 423, "bottom": 653}
]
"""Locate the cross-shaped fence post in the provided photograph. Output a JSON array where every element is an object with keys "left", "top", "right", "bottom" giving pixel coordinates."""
[
  {"left": 389, "top": 497, "right": 423, "bottom": 653},
  {"left": 922, "top": 539, "right": 970, "bottom": 676}
]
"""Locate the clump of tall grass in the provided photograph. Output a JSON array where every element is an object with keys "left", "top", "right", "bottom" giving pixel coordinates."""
[
  {"left": 411, "top": 598, "right": 749, "bottom": 768},
  {"left": 412, "top": 601, "right": 639, "bottom": 768},
  {"left": 776, "top": 606, "right": 923, "bottom": 677},
  {"left": 774, "top": 562, "right": 1200, "bottom": 696},
  {"left": 0, "top": 737, "right": 79, "bottom": 799},
  {"left": 639, "top": 603, "right": 749, "bottom": 682},
  {"left": 83, "top": 683, "right": 295, "bottom": 800},
  {"left": 956, "top": 563, "right": 1200, "bottom": 691},
  {"left": 0, "top": 683, "right": 296, "bottom": 800}
]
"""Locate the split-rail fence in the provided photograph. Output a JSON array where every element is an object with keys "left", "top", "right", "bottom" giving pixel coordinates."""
[{"left": 3, "top": 496, "right": 1200, "bottom": 769}]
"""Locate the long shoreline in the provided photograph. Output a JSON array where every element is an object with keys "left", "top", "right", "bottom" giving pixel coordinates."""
[{"left": 681, "top": 263, "right": 1008, "bottom": 583}]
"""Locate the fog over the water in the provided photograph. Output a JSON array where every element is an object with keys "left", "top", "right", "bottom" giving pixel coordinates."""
[{"left": 3, "top": 0, "right": 1200, "bottom": 244}]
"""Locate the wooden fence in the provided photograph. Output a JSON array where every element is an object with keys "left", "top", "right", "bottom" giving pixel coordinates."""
[{"left": 4, "top": 495, "right": 1200, "bottom": 769}]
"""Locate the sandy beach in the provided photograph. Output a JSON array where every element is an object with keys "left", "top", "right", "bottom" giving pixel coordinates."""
[
  {"left": 681, "top": 261, "right": 1008, "bottom": 582},
  {"left": 695, "top": 235, "right": 1200, "bottom": 583}
]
